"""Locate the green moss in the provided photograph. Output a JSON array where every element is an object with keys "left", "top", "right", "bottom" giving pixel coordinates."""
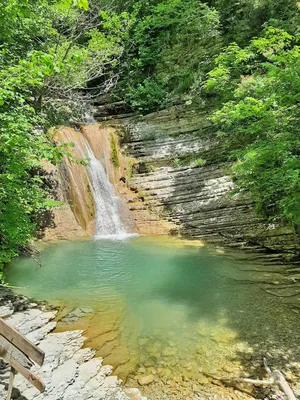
[
  {"left": 110, "top": 134, "right": 120, "bottom": 168},
  {"left": 172, "top": 156, "right": 206, "bottom": 168},
  {"left": 127, "top": 159, "right": 136, "bottom": 178}
]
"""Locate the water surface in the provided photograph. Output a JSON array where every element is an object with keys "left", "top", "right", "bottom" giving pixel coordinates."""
[{"left": 6, "top": 237, "right": 300, "bottom": 398}]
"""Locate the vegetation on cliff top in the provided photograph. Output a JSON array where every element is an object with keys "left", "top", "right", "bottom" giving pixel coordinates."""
[{"left": 0, "top": 0, "right": 299, "bottom": 275}]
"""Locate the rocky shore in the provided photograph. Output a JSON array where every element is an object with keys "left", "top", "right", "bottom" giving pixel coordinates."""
[
  {"left": 0, "top": 287, "right": 146, "bottom": 400},
  {"left": 1, "top": 286, "right": 299, "bottom": 400}
]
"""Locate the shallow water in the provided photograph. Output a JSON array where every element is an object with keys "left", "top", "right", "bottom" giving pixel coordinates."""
[{"left": 6, "top": 237, "right": 300, "bottom": 398}]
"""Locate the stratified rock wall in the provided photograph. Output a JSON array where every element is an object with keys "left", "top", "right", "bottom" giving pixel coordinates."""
[
  {"left": 95, "top": 105, "right": 299, "bottom": 261},
  {"left": 80, "top": 124, "right": 176, "bottom": 235},
  {"left": 40, "top": 127, "right": 95, "bottom": 241}
]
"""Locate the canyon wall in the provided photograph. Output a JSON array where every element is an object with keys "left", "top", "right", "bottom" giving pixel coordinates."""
[
  {"left": 40, "top": 125, "right": 173, "bottom": 241},
  {"left": 40, "top": 127, "right": 95, "bottom": 241},
  {"left": 41, "top": 105, "right": 299, "bottom": 262},
  {"left": 93, "top": 105, "right": 299, "bottom": 262}
]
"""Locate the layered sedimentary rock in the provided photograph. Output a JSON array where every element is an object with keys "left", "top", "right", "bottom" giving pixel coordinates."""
[
  {"left": 0, "top": 288, "right": 146, "bottom": 400},
  {"left": 40, "top": 127, "right": 95, "bottom": 240},
  {"left": 41, "top": 105, "right": 299, "bottom": 260},
  {"left": 92, "top": 105, "right": 299, "bottom": 261},
  {"left": 42, "top": 124, "right": 175, "bottom": 240}
]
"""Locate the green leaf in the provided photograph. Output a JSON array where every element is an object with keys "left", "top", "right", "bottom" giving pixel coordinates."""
[{"left": 75, "top": 0, "right": 88, "bottom": 11}]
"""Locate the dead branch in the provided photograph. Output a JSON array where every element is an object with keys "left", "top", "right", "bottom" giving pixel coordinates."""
[
  {"left": 204, "top": 358, "right": 297, "bottom": 400},
  {"left": 0, "top": 284, "right": 28, "bottom": 290}
]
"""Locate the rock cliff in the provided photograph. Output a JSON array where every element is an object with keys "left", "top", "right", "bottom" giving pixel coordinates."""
[
  {"left": 40, "top": 105, "right": 299, "bottom": 261},
  {"left": 92, "top": 105, "right": 299, "bottom": 262}
]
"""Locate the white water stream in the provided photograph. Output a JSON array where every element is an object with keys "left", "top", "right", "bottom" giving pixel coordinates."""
[{"left": 82, "top": 137, "right": 132, "bottom": 240}]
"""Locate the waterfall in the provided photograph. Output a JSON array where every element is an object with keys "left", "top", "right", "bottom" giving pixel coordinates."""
[{"left": 82, "top": 138, "right": 131, "bottom": 240}]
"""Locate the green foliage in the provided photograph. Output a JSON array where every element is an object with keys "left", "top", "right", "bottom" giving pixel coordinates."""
[
  {"left": 124, "top": 79, "right": 166, "bottom": 113},
  {"left": 110, "top": 135, "right": 120, "bottom": 168},
  {"left": 0, "top": 0, "right": 95, "bottom": 274},
  {"left": 191, "top": 158, "right": 206, "bottom": 168},
  {"left": 172, "top": 156, "right": 206, "bottom": 168},
  {"left": 212, "top": 0, "right": 299, "bottom": 45},
  {"left": 206, "top": 28, "right": 300, "bottom": 227},
  {"left": 107, "top": 0, "right": 299, "bottom": 112},
  {"left": 58, "top": 0, "right": 89, "bottom": 11},
  {"left": 111, "top": 0, "right": 221, "bottom": 111},
  {"left": 0, "top": 59, "right": 64, "bottom": 275}
]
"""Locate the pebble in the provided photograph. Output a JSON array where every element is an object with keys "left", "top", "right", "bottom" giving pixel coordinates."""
[
  {"left": 124, "top": 388, "right": 147, "bottom": 400},
  {"left": 222, "top": 364, "right": 237, "bottom": 373},
  {"left": 197, "top": 375, "right": 210, "bottom": 385},
  {"left": 138, "top": 374, "right": 155, "bottom": 385}
]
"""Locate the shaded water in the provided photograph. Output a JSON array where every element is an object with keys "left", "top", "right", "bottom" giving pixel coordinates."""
[{"left": 6, "top": 237, "right": 300, "bottom": 398}]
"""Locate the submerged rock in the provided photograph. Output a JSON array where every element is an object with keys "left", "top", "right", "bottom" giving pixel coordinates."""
[
  {"left": 138, "top": 375, "right": 155, "bottom": 386},
  {"left": 197, "top": 375, "right": 210, "bottom": 385},
  {"left": 61, "top": 307, "right": 94, "bottom": 323},
  {"left": 162, "top": 347, "right": 177, "bottom": 357},
  {"left": 124, "top": 388, "right": 147, "bottom": 400},
  {"left": 0, "top": 288, "right": 146, "bottom": 400}
]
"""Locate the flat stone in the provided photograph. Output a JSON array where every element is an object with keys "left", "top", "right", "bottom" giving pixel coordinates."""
[
  {"left": 212, "top": 331, "right": 236, "bottom": 343},
  {"left": 222, "top": 364, "right": 238, "bottom": 374},
  {"left": 124, "top": 388, "right": 147, "bottom": 400},
  {"left": 138, "top": 338, "right": 148, "bottom": 346},
  {"left": 192, "top": 384, "right": 201, "bottom": 393},
  {"left": 0, "top": 305, "right": 14, "bottom": 318},
  {"left": 197, "top": 375, "right": 210, "bottom": 385},
  {"left": 138, "top": 374, "right": 155, "bottom": 385},
  {"left": 0, "top": 288, "right": 147, "bottom": 400}
]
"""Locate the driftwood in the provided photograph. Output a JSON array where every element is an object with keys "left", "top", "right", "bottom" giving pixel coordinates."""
[{"left": 204, "top": 358, "right": 297, "bottom": 400}]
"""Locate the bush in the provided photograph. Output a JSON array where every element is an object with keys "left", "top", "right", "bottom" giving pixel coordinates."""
[{"left": 206, "top": 28, "right": 300, "bottom": 227}]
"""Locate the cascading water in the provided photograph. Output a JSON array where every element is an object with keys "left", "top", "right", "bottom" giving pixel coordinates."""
[{"left": 82, "top": 137, "right": 131, "bottom": 240}]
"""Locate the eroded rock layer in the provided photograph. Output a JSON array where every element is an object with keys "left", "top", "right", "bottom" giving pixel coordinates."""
[
  {"left": 40, "top": 127, "right": 95, "bottom": 241},
  {"left": 0, "top": 288, "right": 146, "bottom": 400},
  {"left": 41, "top": 125, "right": 173, "bottom": 240},
  {"left": 94, "top": 105, "right": 299, "bottom": 261}
]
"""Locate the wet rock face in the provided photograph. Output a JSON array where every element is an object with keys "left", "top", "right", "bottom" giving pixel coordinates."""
[{"left": 98, "top": 105, "right": 300, "bottom": 261}]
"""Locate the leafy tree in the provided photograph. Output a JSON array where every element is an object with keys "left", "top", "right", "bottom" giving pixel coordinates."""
[
  {"left": 210, "top": 0, "right": 299, "bottom": 45},
  {"left": 109, "top": 0, "right": 221, "bottom": 112},
  {"left": 1, "top": 0, "right": 299, "bottom": 278},
  {"left": 0, "top": 50, "right": 64, "bottom": 277},
  {"left": 206, "top": 28, "right": 300, "bottom": 228}
]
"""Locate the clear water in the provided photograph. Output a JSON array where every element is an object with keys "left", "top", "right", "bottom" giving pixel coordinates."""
[{"left": 6, "top": 237, "right": 300, "bottom": 396}]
